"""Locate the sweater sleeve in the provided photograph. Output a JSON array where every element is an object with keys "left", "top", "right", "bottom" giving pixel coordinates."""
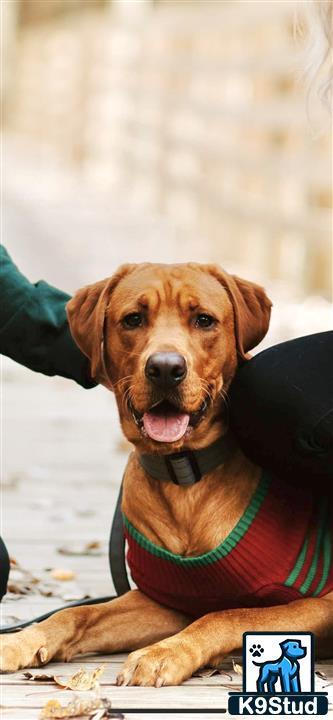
[{"left": 0, "top": 246, "right": 97, "bottom": 388}]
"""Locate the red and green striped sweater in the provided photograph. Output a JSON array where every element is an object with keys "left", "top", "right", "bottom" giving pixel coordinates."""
[{"left": 123, "top": 472, "right": 333, "bottom": 618}]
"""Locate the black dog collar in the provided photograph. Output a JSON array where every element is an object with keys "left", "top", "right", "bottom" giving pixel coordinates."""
[{"left": 138, "top": 433, "right": 236, "bottom": 486}]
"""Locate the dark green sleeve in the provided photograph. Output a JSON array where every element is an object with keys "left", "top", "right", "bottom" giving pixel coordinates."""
[{"left": 0, "top": 246, "right": 96, "bottom": 388}]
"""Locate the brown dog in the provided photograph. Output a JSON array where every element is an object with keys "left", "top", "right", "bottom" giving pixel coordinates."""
[{"left": 1, "top": 263, "right": 332, "bottom": 685}]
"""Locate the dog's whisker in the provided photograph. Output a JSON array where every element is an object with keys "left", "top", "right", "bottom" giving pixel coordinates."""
[
  {"left": 122, "top": 384, "right": 136, "bottom": 413},
  {"left": 114, "top": 374, "right": 134, "bottom": 390}
]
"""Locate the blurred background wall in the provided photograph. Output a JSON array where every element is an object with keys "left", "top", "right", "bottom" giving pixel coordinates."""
[{"left": 3, "top": 0, "right": 332, "bottom": 347}]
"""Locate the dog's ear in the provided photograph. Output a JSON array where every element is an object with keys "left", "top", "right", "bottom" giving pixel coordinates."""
[
  {"left": 207, "top": 265, "right": 272, "bottom": 361},
  {"left": 66, "top": 264, "right": 136, "bottom": 387}
]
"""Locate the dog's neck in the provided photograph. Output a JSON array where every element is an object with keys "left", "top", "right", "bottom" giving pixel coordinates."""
[
  {"left": 123, "top": 441, "right": 260, "bottom": 557},
  {"left": 137, "top": 433, "right": 237, "bottom": 486}
]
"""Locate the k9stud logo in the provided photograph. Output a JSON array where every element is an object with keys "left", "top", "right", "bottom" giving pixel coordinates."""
[{"left": 228, "top": 632, "right": 328, "bottom": 715}]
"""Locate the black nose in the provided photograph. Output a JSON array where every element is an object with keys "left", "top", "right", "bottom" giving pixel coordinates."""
[{"left": 145, "top": 352, "right": 187, "bottom": 389}]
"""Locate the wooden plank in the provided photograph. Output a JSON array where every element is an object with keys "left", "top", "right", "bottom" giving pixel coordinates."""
[
  {"left": 0, "top": 683, "right": 232, "bottom": 708},
  {"left": 0, "top": 658, "right": 243, "bottom": 688},
  {"left": 0, "top": 710, "right": 223, "bottom": 720}
]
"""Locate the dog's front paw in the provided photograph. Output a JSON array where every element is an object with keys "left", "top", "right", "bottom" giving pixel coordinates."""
[
  {"left": 116, "top": 640, "right": 197, "bottom": 687},
  {"left": 0, "top": 628, "right": 48, "bottom": 673}
]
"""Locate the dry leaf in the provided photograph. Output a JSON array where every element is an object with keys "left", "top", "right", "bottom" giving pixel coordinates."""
[
  {"left": 7, "top": 580, "right": 37, "bottom": 596},
  {"left": 40, "top": 695, "right": 102, "bottom": 718},
  {"left": 91, "top": 700, "right": 124, "bottom": 720},
  {"left": 232, "top": 660, "right": 243, "bottom": 676},
  {"left": 193, "top": 666, "right": 233, "bottom": 680},
  {"left": 59, "top": 589, "right": 91, "bottom": 602},
  {"left": 316, "top": 670, "right": 328, "bottom": 680},
  {"left": 54, "top": 665, "right": 105, "bottom": 691},
  {"left": 57, "top": 541, "right": 103, "bottom": 557},
  {"left": 6, "top": 560, "right": 62, "bottom": 600},
  {"left": 90, "top": 711, "right": 105, "bottom": 720},
  {"left": 7, "top": 562, "right": 40, "bottom": 596},
  {"left": 51, "top": 569, "right": 76, "bottom": 582},
  {"left": 24, "top": 672, "right": 55, "bottom": 682}
]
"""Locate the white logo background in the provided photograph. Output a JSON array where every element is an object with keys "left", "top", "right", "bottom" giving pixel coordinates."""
[{"left": 244, "top": 633, "right": 313, "bottom": 693}]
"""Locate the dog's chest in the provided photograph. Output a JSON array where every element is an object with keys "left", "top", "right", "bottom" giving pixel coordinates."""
[{"left": 124, "top": 473, "right": 333, "bottom": 617}]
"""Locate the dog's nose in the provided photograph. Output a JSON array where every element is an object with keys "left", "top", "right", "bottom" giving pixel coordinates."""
[{"left": 145, "top": 352, "right": 187, "bottom": 389}]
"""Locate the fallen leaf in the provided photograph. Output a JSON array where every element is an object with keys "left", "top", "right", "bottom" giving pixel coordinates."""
[
  {"left": 193, "top": 666, "right": 233, "bottom": 680},
  {"left": 232, "top": 660, "right": 243, "bottom": 675},
  {"left": 7, "top": 580, "right": 38, "bottom": 595},
  {"left": 54, "top": 665, "right": 105, "bottom": 691},
  {"left": 90, "top": 711, "right": 105, "bottom": 720},
  {"left": 59, "top": 588, "right": 91, "bottom": 602},
  {"left": 38, "top": 582, "right": 61, "bottom": 597},
  {"left": 57, "top": 541, "right": 103, "bottom": 557},
  {"left": 24, "top": 672, "right": 55, "bottom": 682},
  {"left": 51, "top": 569, "right": 76, "bottom": 582},
  {"left": 316, "top": 670, "right": 328, "bottom": 680},
  {"left": 7, "top": 562, "right": 40, "bottom": 596},
  {"left": 6, "top": 560, "right": 60, "bottom": 600},
  {"left": 40, "top": 695, "right": 102, "bottom": 718},
  {"left": 91, "top": 699, "right": 124, "bottom": 720}
]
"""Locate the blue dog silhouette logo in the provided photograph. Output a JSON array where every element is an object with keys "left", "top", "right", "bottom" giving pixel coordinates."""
[
  {"left": 252, "top": 638, "right": 307, "bottom": 693},
  {"left": 228, "top": 633, "right": 328, "bottom": 715}
]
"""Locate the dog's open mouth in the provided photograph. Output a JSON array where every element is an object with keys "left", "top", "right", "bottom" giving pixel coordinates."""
[{"left": 130, "top": 399, "right": 208, "bottom": 443}]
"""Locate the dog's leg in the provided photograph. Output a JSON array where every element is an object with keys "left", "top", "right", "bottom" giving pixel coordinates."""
[
  {"left": 117, "top": 594, "right": 333, "bottom": 686},
  {"left": 280, "top": 670, "right": 291, "bottom": 693},
  {"left": 290, "top": 674, "right": 300, "bottom": 693},
  {"left": 0, "top": 590, "right": 189, "bottom": 673},
  {"left": 256, "top": 671, "right": 265, "bottom": 693},
  {"left": 268, "top": 676, "right": 277, "bottom": 693}
]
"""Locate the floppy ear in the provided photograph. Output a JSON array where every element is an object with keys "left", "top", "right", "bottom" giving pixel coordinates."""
[
  {"left": 207, "top": 265, "right": 272, "bottom": 361},
  {"left": 66, "top": 264, "right": 136, "bottom": 387}
]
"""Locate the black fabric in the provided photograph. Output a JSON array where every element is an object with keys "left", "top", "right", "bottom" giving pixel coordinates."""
[
  {"left": 229, "top": 331, "right": 333, "bottom": 489},
  {"left": 0, "top": 535, "right": 10, "bottom": 602}
]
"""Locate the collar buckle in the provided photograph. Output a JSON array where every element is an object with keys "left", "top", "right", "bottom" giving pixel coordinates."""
[{"left": 165, "top": 450, "right": 202, "bottom": 486}]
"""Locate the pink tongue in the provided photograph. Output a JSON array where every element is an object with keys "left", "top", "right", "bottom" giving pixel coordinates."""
[{"left": 143, "top": 410, "right": 190, "bottom": 443}]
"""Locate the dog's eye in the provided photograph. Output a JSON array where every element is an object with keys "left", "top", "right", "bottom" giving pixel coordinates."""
[
  {"left": 195, "top": 314, "right": 216, "bottom": 329},
  {"left": 122, "top": 312, "right": 143, "bottom": 329}
]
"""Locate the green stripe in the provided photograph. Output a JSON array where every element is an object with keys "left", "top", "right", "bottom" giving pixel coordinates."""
[
  {"left": 313, "top": 524, "right": 332, "bottom": 597},
  {"left": 123, "top": 472, "right": 270, "bottom": 568},
  {"left": 285, "top": 536, "right": 310, "bottom": 588},
  {"left": 299, "top": 503, "right": 328, "bottom": 595}
]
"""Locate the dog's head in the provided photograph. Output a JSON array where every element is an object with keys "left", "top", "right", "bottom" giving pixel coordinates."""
[
  {"left": 67, "top": 263, "right": 272, "bottom": 453},
  {"left": 280, "top": 640, "right": 307, "bottom": 660}
]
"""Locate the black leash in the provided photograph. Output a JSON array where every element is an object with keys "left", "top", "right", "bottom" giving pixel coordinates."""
[
  {"left": 0, "top": 481, "right": 129, "bottom": 634},
  {"left": 108, "top": 480, "right": 131, "bottom": 596}
]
